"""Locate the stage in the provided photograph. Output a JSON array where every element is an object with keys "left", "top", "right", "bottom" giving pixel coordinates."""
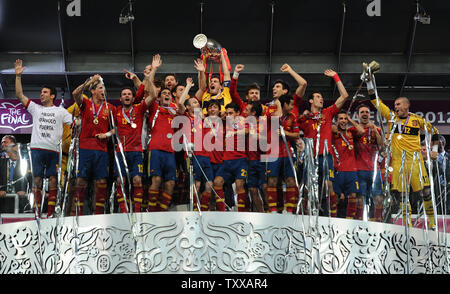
[{"left": 0, "top": 211, "right": 448, "bottom": 274}]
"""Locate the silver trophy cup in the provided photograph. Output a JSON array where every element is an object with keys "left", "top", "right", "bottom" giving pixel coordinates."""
[{"left": 193, "top": 34, "right": 222, "bottom": 62}]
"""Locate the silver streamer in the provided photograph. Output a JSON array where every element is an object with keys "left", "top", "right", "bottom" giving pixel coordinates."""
[
  {"left": 415, "top": 151, "right": 434, "bottom": 273},
  {"left": 26, "top": 144, "right": 46, "bottom": 273}
]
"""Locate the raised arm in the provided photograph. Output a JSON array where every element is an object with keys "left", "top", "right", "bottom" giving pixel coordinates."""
[
  {"left": 146, "top": 54, "right": 162, "bottom": 99},
  {"left": 231, "top": 64, "right": 245, "bottom": 99},
  {"left": 324, "top": 69, "right": 348, "bottom": 110},
  {"left": 193, "top": 58, "right": 206, "bottom": 101},
  {"left": 124, "top": 69, "right": 142, "bottom": 88},
  {"left": 72, "top": 74, "right": 101, "bottom": 106},
  {"left": 371, "top": 124, "right": 384, "bottom": 149},
  {"left": 272, "top": 99, "right": 282, "bottom": 117},
  {"left": 280, "top": 64, "right": 307, "bottom": 98},
  {"left": 177, "top": 77, "right": 195, "bottom": 114},
  {"left": 220, "top": 50, "right": 231, "bottom": 82},
  {"left": 14, "top": 59, "right": 29, "bottom": 107},
  {"left": 347, "top": 115, "right": 366, "bottom": 136}
]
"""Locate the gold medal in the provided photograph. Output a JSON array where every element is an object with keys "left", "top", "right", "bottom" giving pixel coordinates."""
[
  {"left": 397, "top": 135, "right": 402, "bottom": 140},
  {"left": 192, "top": 128, "right": 196, "bottom": 133},
  {"left": 348, "top": 145, "right": 353, "bottom": 150},
  {"left": 93, "top": 118, "right": 99, "bottom": 125},
  {"left": 131, "top": 123, "right": 137, "bottom": 129}
]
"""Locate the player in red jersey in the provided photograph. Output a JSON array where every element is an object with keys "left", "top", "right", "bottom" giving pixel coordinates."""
[
  {"left": 246, "top": 101, "right": 267, "bottom": 212},
  {"left": 177, "top": 78, "right": 217, "bottom": 211},
  {"left": 171, "top": 59, "right": 208, "bottom": 208},
  {"left": 266, "top": 95, "right": 300, "bottom": 213},
  {"left": 112, "top": 86, "right": 155, "bottom": 213},
  {"left": 145, "top": 64, "right": 188, "bottom": 211},
  {"left": 212, "top": 102, "right": 249, "bottom": 212},
  {"left": 72, "top": 75, "right": 116, "bottom": 215},
  {"left": 204, "top": 100, "right": 226, "bottom": 210},
  {"left": 332, "top": 111, "right": 362, "bottom": 219},
  {"left": 348, "top": 104, "right": 384, "bottom": 221},
  {"left": 297, "top": 69, "right": 349, "bottom": 217}
]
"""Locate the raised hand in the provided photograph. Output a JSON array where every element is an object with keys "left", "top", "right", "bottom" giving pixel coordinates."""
[
  {"left": 124, "top": 69, "right": 137, "bottom": 80},
  {"left": 194, "top": 58, "right": 205, "bottom": 72},
  {"left": 143, "top": 64, "right": 152, "bottom": 78},
  {"left": 186, "top": 77, "right": 194, "bottom": 88},
  {"left": 152, "top": 54, "right": 162, "bottom": 69},
  {"left": 14, "top": 59, "right": 26, "bottom": 75},
  {"left": 235, "top": 64, "right": 245, "bottom": 73},
  {"left": 280, "top": 63, "right": 292, "bottom": 73},
  {"left": 324, "top": 69, "right": 337, "bottom": 77}
]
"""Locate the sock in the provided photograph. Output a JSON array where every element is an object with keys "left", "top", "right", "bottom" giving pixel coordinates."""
[
  {"left": 400, "top": 201, "right": 412, "bottom": 227},
  {"left": 214, "top": 186, "right": 226, "bottom": 211},
  {"left": 116, "top": 184, "right": 128, "bottom": 213},
  {"left": 94, "top": 182, "right": 108, "bottom": 214},
  {"left": 424, "top": 198, "right": 436, "bottom": 228},
  {"left": 33, "top": 188, "right": 43, "bottom": 218},
  {"left": 237, "top": 189, "right": 247, "bottom": 212},
  {"left": 277, "top": 186, "right": 284, "bottom": 213},
  {"left": 285, "top": 187, "right": 297, "bottom": 213},
  {"left": 147, "top": 189, "right": 159, "bottom": 212},
  {"left": 302, "top": 194, "right": 308, "bottom": 214},
  {"left": 355, "top": 200, "right": 364, "bottom": 220},
  {"left": 267, "top": 187, "right": 278, "bottom": 212},
  {"left": 133, "top": 185, "right": 143, "bottom": 213},
  {"left": 329, "top": 192, "right": 337, "bottom": 217},
  {"left": 141, "top": 184, "right": 148, "bottom": 211},
  {"left": 200, "top": 191, "right": 211, "bottom": 211},
  {"left": 158, "top": 191, "right": 172, "bottom": 211},
  {"left": 73, "top": 186, "right": 85, "bottom": 216},
  {"left": 47, "top": 187, "right": 57, "bottom": 217},
  {"left": 346, "top": 195, "right": 357, "bottom": 219},
  {"left": 374, "top": 202, "right": 383, "bottom": 222}
]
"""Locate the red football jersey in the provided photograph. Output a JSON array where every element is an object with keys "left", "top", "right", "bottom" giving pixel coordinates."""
[
  {"left": 247, "top": 118, "right": 265, "bottom": 161},
  {"left": 266, "top": 113, "right": 299, "bottom": 158},
  {"left": 132, "top": 84, "right": 146, "bottom": 104},
  {"left": 291, "top": 93, "right": 303, "bottom": 118},
  {"left": 348, "top": 125, "right": 381, "bottom": 171},
  {"left": 332, "top": 130, "right": 357, "bottom": 172},
  {"left": 298, "top": 104, "right": 339, "bottom": 157},
  {"left": 79, "top": 96, "right": 115, "bottom": 152},
  {"left": 147, "top": 101, "right": 176, "bottom": 153},
  {"left": 114, "top": 100, "right": 148, "bottom": 152},
  {"left": 223, "top": 117, "right": 248, "bottom": 161},
  {"left": 185, "top": 113, "right": 211, "bottom": 158},
  {"left": 230, "top": 78, "right": 248, "bottom": 115},
  {"left": 203, "top": 117, "right": 224, "bottom": 164}
]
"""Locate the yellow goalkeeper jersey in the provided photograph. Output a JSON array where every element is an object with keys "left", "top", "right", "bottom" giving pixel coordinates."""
[{"left": 370, "top": 98, "right": 439, "bottom": 155}]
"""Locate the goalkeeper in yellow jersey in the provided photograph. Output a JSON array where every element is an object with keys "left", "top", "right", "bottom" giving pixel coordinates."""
[{"left": 365, "top": 72, "right": 439, "bottom": 229}]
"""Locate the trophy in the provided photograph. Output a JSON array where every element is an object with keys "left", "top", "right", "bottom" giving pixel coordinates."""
[
  {"left": 193, "top": 34, "right": 231, "bottom": 81},
  {"left": 193, "top": 34, "right": 223, "bottom": 61}
]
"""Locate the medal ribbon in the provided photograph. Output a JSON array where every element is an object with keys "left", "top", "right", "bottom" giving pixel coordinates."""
[
  {"left": 340, "top": 131, "right": 352, "bottom": 148},
  {"left": 205, "top": 117, "right": 220, "bottom": 137},
  {"left": 92, "top": 101, "right": 104, "bottom": 120},
  {"left": 396, "top": 113, "right": 411, "bottom": 135},
  {"left": 122, "top": 106, "right": 134, "bottom": 125}
]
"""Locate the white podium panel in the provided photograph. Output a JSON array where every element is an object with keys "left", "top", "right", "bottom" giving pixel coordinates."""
[{"left": 0, "top": 212, "right": 448, "bottom": 274}]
